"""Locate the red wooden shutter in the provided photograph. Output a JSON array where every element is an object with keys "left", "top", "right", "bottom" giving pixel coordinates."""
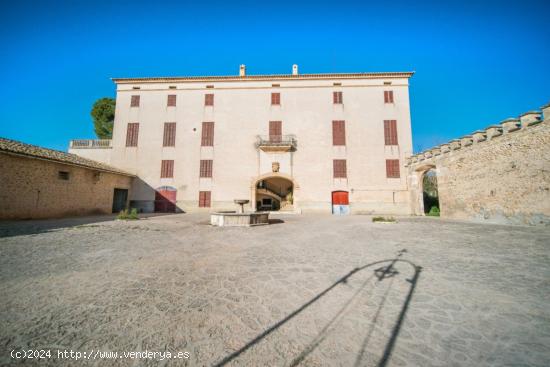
[
  {"left": 205, "top": 94, "right": 214, "bottom": 106},
  {"left": 386, "top": 159, "right": 400, "bottom": 178},
  {"left": 167, "top": 95, "right": 176, "bottom": 106},
  {"left": 388, "top": 91, "right": 394, "bottom": 103},
  {"left": 271, "top": 93, "right": 280, "bottom": 105},
  {"left": 201, "top": 122, "right": 214, "bottom": 146},
  {"left": 200, "top": 160, "right": 213, "bottom": 178},
  {"left": 126, "top": 123, "right": 139, "bottom": 147},
  {"left": 332, "top": 120, "right": 346, "bottom": 146},
  {"left": 199, "top": 191, "right": 211, "bottom": 207},
  {"left": 333, "top": 91, "right": 343, "bottom": 104},
  {"left": 130, "top": 95, "right": 140, "bottom": 107},
  {"left": 333, "top": 159, "right": 347, "bottom": 178},
  {"left": 269, "top": 121, "right": 282, "bottom": 142},
  {"left": 163, "top": 122, "right": 176, "bottom": 147},
  {"left": 384, "top": 120, "right": 398, "bottom": 145},
  {"left": 161, "top": 160, "right": 174, "bottom": 178}
]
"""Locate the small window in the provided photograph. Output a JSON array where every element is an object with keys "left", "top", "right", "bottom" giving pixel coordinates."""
[
  {"left": 130, "top": 95, "right": 140, "bottom": 107},
  {"left": 333, "top": 82, "right": 342, "bottom": 86},
  {"left": 271, "top": 92, "right": 280, "bottom": 106},
  {"left": 58, "top": 171, "right": 70, "bottom": 180},
  {"left": 384, "top": 81, "right": 392, "bottom": 85},
  {"left": 132, "top": 86, "right": 141, "bottom": 90},
  {"left": 333, "top": 91, "right": 343, "bottom": 104},
  {"left": 199, "top": 191, "right": 211, "bottom": 207},
  {"left": 160, "top": 160, "right": 174, "bottom": 178},
  {"left": 384, "top": 91, "right": 394, "bottom": 104},
  {"left": 200, "top": 160, "right": 213, "bottom": 178},
  {"left": 169, "top": 86, "right": 177, "bottom": 89},
  {"left": 333, "top": 159, "right": 347, "bottom": 178},
  {"left": 205, "top": 94, "right": 214, "bottom": 106},
  {"left": 386, "top": 159, "right": 400, "bottom": 178},
  {"left": 206, "top": 85, "right": 214, "bottom": 89},
  {"left": 167, "top": 94, "right": 176, "bottom": 107},
  {"left": 272, "top": 83, "right": 280, "bottom": 87}
]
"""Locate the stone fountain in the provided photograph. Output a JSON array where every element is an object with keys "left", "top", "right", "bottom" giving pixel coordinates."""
[{"left": 210, "top": 200, "right": 269, "bottom": 227}]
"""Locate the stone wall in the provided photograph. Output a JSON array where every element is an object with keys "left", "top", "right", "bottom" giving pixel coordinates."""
[
  {"left": 0, "top": 153, "right": 133, "bottom": 219},
  {"left": 407, "top": 103, "right": 550, "bottom": 225}
]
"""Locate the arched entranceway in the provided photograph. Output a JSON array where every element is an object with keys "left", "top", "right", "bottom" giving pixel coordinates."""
[
  {"left": 154, "top": 186, "right": 177, "bottom": 212},
  {"left": 253, "top": 174, "right": 296, "bottom": 212},
  {"left": 421, "top": 169, "right": 439, "bottom": 216}
]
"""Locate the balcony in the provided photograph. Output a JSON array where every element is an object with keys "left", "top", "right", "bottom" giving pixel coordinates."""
[
  {"left": 69, "top": 139, "right": 112, "bottom": 149},
  {"left": 256, "top": 135, "right": 297, "bottom": 152}
]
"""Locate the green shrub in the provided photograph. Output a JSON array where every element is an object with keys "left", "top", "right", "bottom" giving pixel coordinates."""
[
  {"left": 117, "top": 208, "right": 139, "bottom": 220},
  {"left": 372, "top": 216, "right": 396, "bottom": 223},
  {"left": 427, "top": 206, "right": 440, "bottom": 216}
]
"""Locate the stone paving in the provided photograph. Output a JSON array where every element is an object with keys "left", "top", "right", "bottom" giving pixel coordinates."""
[{"left": 0, "top": 213, "right": 549, "bottom": 366}]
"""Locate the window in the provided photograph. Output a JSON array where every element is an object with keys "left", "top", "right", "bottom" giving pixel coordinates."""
[
  {"left": 333, "top": 91, "right": 343, "bottom": 104},
  {"left": 199, "top": 191, "right": 211, "bottom": 207},
  {"left": 332, "top": 120, "right": 346, "bottom": 146},
  {"left": 269, "top": 121, "right": 282, "bottom": 142},
  {"left": 58, "top": 171, "right": 70, "bottom": 180},
  {"left": 160, "top": 160, "right": 174, "bottom": 178},
  {"left": 169, "top": 86, "right": 176, "bottom": 89},
  {"left": 200, "top": 160, "right": 213, "bottom": 178},
  {"left": 163, "top": 122, "right": 176, "bottom": 147},
  {"left": 386, "top": 159, "right": 400, "bottom": 178},
  {"left": 201, "top": 122, "right": 215, "bottom": 146},
  {"left": 126, "top": 123, "right": 139, "bottom": 147},
  {"left": 333, "top": 159, "right": 347, "bottom": 178},
  {"left": 384, "top": 120, "right": 398, "bottom": 145},
  {"left": 130, "top": 95, "right": 140, "bottom": 107},
  {"left": 167, "top": 95, "right": 176, "bottom": 107},
  {"left": 271, "top": 92, "right": 280, "bottom": 105},
  {"left": 384, "top": 91, "right": 394, "bottom": 103},
  {"left": 205, "top": 94, "right": 214, "bottom": 106}
]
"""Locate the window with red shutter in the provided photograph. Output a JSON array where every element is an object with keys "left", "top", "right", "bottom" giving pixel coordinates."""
[
  {"left": 333, "top": 159, "right": 347, "bottom": 178},
  {"left": 160, "top": 160, "right": 174, "bottom": 178},
  {"left": 205, "top": 94, "right": 214, "bottom": 106},
  {"left": 269, "top": 121, "right": 282, "bottom": 143},
  {"left": 386, "top": 159, "right": 400, "bottom": 178},
  {"left": 333, "top": 91, "right": 343, "bottom": 104},
  {"left": 271, "top": 92, "right": 280, "bottom": 105},
  {"left": 199, "top": 191, "right": 211, "bottom": 207},
  {"left": 332, "top": 120, "right": 346, "bottom": 146},
  {"left": 201, "top": 122, "right": 214, "bottom": 146},
  {"left": 163, "top": 122, "right": 176, "bottom": 147},
  {"left": 130, "top": 95, "right": 140, "bottom": 107},
  {"left": 167, "top": 95, "right": 176, "bottom": 107},
  {"left": 384, "top": 120, "right": 398, "bottom": 145},
  {"left": 125, "top": 123, "right": 139, "bottom": 147},
  {"left": 384, "top": 90, "right": 394, "bottom": 104},
  {"left": 200, "top": 160, "right": 213, "bottom": 178}
]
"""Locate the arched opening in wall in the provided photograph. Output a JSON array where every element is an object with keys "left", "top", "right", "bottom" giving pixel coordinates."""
[
  {"left": 155, "top": 186, "right": 177, "bottom": 213},
  {"left": 422, "top": 169, "right": 439, "bottom": 216},
  {"left": 332, "top": 191, "right": 350, "bottom": 215},
  {"left": 256, "top": 176, "right": 293, "bottom": 212}
]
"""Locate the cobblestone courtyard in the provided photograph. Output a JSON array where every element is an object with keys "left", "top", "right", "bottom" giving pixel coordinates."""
[{"left": 1, "top": 214, "right": 549, "bottom": 366}]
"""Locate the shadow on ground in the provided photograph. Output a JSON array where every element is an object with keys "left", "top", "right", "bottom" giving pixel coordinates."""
[{"left": 214, "top": 249, "right": 422, "bottom": 367}]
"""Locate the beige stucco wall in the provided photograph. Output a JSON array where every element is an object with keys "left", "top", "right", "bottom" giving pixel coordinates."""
[
  {"left": 408, "top": 115, "right": 550, "bottom": 225},
  {"left": 72, "top": 74, "right": 413, "bottom": 214},
  {"left": 0, "top": 153, "right": 133, "bottom": 219}
]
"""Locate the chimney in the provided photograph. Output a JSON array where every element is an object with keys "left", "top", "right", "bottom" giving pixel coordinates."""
[
  {"left": 239, "top": 64, "right": 246, "bottom": 77},
  {"left": 292, "top": 64, "right": 298, "bottom": 75}
]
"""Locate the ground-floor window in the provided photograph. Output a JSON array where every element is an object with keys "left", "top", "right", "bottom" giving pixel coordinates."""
[{"left": 199, "top": 191, "right": 211, "bottom": 207}]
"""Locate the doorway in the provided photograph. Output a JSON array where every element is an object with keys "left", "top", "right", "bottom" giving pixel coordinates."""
[
  {"left": 112, "top": 188, "right": 128, "bottom": 213},
  {"left": 332, "top": 191, "right": 349, "bottom": 215},
  {"left": 155, "top": 186, "right": 177, "bottom": 212}
]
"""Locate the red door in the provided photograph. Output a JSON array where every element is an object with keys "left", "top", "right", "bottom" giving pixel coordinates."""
[
  {"left": 332, "top": 191, "right": 349, "bottom": 205},
  {"left": 155, "top": 188, "right": 177, "bottom": 212}
]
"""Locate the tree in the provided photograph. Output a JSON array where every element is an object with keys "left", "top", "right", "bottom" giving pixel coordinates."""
[{"left": 91, "top": 98, "right": 115, "bottom": 139}]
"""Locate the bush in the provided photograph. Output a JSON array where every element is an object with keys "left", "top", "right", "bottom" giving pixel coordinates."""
[
  {"left": 117, "top": 208, "right": 139, "bottom": 220},
  {"left": 372, "top": 216, "right": 396, "bottom": 223},
  {"left": 427, "top": 206, "right": 440, "bottom": 216}
]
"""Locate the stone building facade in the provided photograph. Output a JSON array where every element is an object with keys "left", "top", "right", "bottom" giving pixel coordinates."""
[
  {"left": 0, "top": 138, "right": 133, "bottom": 220},
  {"left": 407, "top": 104, "right": 550, "bottom": 225},
  {"left": 70, "top": 66, "right": 414, "bottom": 214}
]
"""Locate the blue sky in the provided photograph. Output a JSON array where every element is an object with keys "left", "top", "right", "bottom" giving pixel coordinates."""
[{"left": 0, "top": 0, "right": 548, "bottom": 152}]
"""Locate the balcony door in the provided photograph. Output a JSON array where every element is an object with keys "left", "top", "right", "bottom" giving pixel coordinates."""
[{"left": 269, "top": 121, "right": 282, "bottom": 143}]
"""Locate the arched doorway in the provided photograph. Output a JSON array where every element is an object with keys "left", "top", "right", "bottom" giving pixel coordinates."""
[
  {"left": 421, "top": 169, "right": 439, "bottom": 216},
  {"left": 332, "top": 191, "right": 350, "bottom": 215},
  {"left": 254, "top": 175, "right": 294, "bottom": 212},
  {"left": 155, "top": 186, "right": 177, "bottom": 212}
]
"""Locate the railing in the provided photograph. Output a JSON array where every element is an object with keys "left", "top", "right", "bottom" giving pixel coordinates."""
[
  {"left": 255, "top": 135, "right": 297, "bottom": 148},
  {"left": 69, "top": 139, "right": 112, "bottom": 149}
]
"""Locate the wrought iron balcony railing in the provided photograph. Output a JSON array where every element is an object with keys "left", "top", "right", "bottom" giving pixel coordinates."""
[
  {"left": 69, "top": 139, "right": 113, "bottom": 149},
  {"left": 255, "top": 135, "right": 297, "bottom": 151}
]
